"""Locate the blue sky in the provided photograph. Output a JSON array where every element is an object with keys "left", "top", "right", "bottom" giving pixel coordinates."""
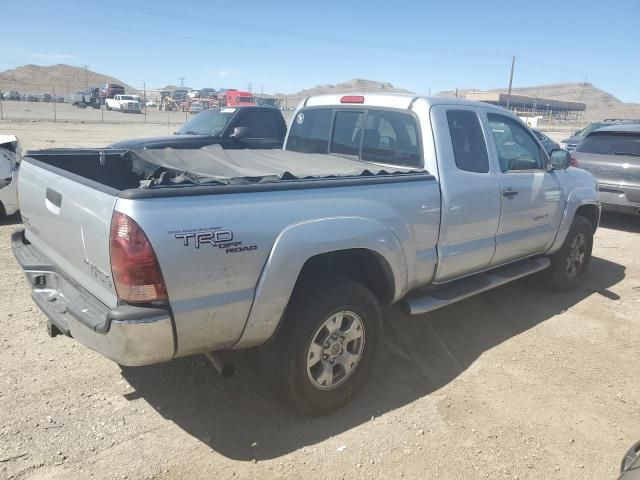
[{"left": 2, "top": 0, "right": 639, "bottom": 101}]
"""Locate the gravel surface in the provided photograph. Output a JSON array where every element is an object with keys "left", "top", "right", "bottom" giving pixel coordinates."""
[{"left": 0, "top": 121, "right": 639, "bottom": 480}]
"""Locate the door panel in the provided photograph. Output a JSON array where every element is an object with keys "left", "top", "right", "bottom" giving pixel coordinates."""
[
  {"left": 431, "top": 106, "right": 501, "bottom": 282},
  {"left": 484, "top": 112, "right": 564, "bottom": 265}
]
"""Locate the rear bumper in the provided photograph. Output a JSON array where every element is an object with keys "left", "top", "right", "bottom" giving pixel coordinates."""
[
  {"left": 598, "top": 184, "right": 640, "bottom": 214},
  {"left": 12, "top": 230, "right": 175, "bottom": 366}
]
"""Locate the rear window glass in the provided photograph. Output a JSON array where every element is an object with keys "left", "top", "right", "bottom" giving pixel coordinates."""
[
  {"left": 286, "top": 109, "right": 332, "bottom": 154},
  {"left": 286, "top": 107, "right": 421, "bottom": 167},
  {"left": 577, "top": 133, "right": 640, "bottom": 156},
  {"left": 331, "top": 111, "right": 365, "bottom": 156},
  {"left": 361, "top": 110, "right": 421, "bottom": 167}
]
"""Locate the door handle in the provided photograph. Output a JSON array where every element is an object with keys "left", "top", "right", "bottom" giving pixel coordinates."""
[
  {"left": 502, "top": 189, "right": 519, "bottom": 198},
  {"left": 46, "top": 188, "right": 62, "bottom": 207}
]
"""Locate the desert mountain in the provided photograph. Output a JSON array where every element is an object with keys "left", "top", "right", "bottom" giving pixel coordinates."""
[
  {"left": 0, "top": 64, "right": 136, "bottom": 95},
  {"left": 437, "top": 83, "right": 640, "bottom": 121},
  {"left": 271, "top": 79, "right": 413, "bottom": 106}
]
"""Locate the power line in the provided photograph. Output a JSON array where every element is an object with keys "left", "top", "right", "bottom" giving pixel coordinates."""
[
  {"left": 70, "top": 0, "right": 511, "bottom": 60},
  {"left": 2, "top": 10, "right": 509, "bottom": 73}
]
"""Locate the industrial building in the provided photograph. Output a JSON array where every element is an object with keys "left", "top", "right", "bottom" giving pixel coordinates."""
[{"left": 465, "top": 92, "right": 586, "bottom": 120}]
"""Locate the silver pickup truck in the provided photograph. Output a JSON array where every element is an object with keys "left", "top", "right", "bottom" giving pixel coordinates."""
[{"left": 13, "top": 93, "right": 600, "bottom": 415}]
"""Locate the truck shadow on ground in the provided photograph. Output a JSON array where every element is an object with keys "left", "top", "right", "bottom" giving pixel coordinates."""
[
  {"left": 121, "top": 255, "right": 625, "bottom": 461},
  {"left": 0, "top": 212, "right": 21, "bottom": 226},
  {"left": 599, "top": 211, "right": 640, "bottom": 233}
]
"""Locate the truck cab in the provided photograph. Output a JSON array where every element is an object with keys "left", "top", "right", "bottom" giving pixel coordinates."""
[{"left": 224, "top": 90, "right": 256, "bottom": 107}]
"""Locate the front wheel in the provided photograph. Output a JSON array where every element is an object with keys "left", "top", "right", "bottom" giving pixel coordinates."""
[
  {"left": 545, "top": 215, "right": 594, "bottom": 290},
  {"left": 261, "top": 275, "right": 382, "bottom": 415}
]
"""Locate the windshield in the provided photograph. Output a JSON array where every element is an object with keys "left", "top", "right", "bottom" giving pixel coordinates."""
[
  {"left": 177, "top": 109, "right": 235, "bottom": 136},
  {"left": 120, "top": 96, "right": 136, "bottom": 101},
  {"left": 239, "top": 96, "right": 256, "bottom": 103}
]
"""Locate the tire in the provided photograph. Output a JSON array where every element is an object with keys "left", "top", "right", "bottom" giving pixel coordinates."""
[
  {"left": 544, "top": 215, "right": 594, "bottom": 290},
  {"left": 261, "top": 275, "right": 382, "bottom": 416},
  {"left": 106, "top": 105, "right": 111, "bottom": 111}
]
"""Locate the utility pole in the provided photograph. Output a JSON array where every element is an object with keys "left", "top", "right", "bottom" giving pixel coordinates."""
[
  {"left": 83, "top": 65, "right": 89, "bottom": 89},
  {"left": 571, "top": 76, "right": 588, "bottom": 134},
  {"left": 179, "top": 77, "right": 185, "bottom": 88},
  {"left": 143, "top": 82, "right": 147, "bottom": 124},
  {"left": 506, "top": 55, "right": 515, "bottom": 110},
  {"left": 455, "top": 88, "right": 458, "bottom": 98}
]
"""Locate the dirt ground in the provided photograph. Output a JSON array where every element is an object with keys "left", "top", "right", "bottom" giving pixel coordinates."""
[{"left": 1, "top": 121, "right": 639, "bottom": 480}]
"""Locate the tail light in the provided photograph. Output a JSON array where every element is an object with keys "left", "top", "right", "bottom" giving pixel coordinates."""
[
  {"left": 110, "top": 212, "right": 168, "bottom": 303},
  {"left": 340, "top": 95, "right": 365, "bottom": 104},
  {"left": 570, "top": 154, "right": 578, "bottom": 167}
]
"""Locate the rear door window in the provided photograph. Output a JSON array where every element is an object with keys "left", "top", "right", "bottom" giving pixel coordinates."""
[
  {"left": 286, "top": 109, "right": 333, "bottom": 153},
  {"left": 446, "top": 110, "right": 490, "bottom": 173},
  {"left": 576, "top": 133, "right": 640, "bottom": 157}
]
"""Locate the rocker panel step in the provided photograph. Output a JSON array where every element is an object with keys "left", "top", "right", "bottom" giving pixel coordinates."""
[{"left": 401, "top": 257, "right": 551, "bottom": 315}]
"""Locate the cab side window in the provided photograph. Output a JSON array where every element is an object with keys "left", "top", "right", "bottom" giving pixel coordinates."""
[
  {"left": 237, "top": 111, "right": 278, "bottom": 139},
  {"left": 446, "top": 110, "right": 490, "bottom": 173},
  {"left": 487, "top": 113, "right": 544, "bottom": 171}
]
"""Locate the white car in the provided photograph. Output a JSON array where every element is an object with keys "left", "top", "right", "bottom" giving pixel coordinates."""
[
  {"left": 0, "top": 135, "right": 21, "bottom": 217},
  {"left": 187, "top": 90, "right": 200, "bottom": 98},
  {"left": 146, "top": 99, "right": 157, "bottom": 107},
  {"left": 105, "top": 95, "right": 142, "bottom": 113}
]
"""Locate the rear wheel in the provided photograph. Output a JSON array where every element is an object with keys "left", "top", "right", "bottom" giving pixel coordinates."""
[
  {"left": 261, "top": 275, "right": 381, "bottom": 415},
  {"left": 545, "top": 215, "right": 593, "bottom": 290}
]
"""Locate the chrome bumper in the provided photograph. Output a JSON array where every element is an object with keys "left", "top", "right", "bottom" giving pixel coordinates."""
[{"left": 12, "top": 230, "right": 175, "bottom": 366}]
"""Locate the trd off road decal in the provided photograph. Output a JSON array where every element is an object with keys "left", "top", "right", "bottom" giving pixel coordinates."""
[{"left": 168, "top": 227, "right": 257, "bottom": 254}]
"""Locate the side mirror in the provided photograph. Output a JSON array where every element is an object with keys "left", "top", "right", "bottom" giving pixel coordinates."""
[
  {"left": 229, "top": 126, "right": 249, "bottom": 139},
  {"left": 550, "top": 149, "right": 572, "bottom": 170}
]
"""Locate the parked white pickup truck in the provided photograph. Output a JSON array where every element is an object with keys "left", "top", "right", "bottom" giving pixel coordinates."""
[
  {"left": 105, "top": 95, "right": 141, "bottom": 113},
  {"left": 13, "top": 93, "right": 599, "bottom": 414}
]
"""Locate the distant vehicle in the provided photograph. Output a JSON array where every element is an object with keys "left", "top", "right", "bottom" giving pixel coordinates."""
[
  {"left": 172, "top": 89, "right": 189, "bottom": 100},
  {"left": 187, "top": 90, "right": 200, "bottom": 98},
  {"left": 145, "top": 99, "right": 157, "bottom": 107},
  {"left": 25, "top": 94, "right": 39, "bottom": 102},
  {"left": 105, "top": 95, "right": 142, "bottom": 113},
  {"left": 189, "top": 102, "right": 204, "bottom": 114},
  {"left": 72, "top": 87, "right": 101, "bottom": 109},
  {"left": 561, "top": 119, "right": 640, "bottom": 152},
  {"left": 532, "top": 129, "right": 560, "bottom": 155},
  {"left": 223, "top": 90, "right": 256, "bottom": 107},
  {"left": 108, "top": 106, "right": 286, "bottom": 150},
  {"left": 100, "top": 83, "right": 125, "bottom": 99},
  {"left": 572, "top": 124, "right": 640, "bottom": 215},
  {"left": 42, "top": 93, "right": 52, "bottom": 102},
  {"left": 0, "top": 135, "right": 20, "bottom": 218},
  {"left": 199, "top": 88, "right": 217, "bottom": 98},
  {"left": 2, "top": 91, "right": 20, "bottom": 101}
]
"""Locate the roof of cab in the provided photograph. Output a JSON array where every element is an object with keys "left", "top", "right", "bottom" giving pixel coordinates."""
[{"left": 303, "top": 92, "right": 508, "bottom": 112}]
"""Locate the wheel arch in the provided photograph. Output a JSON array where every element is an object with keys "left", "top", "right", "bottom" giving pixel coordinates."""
[
  {"left": 232, "top": 217, "right": 408, "bottom": 349},
  {"left": 547, "top": 187, "right": 600, "bottom": 255}
]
